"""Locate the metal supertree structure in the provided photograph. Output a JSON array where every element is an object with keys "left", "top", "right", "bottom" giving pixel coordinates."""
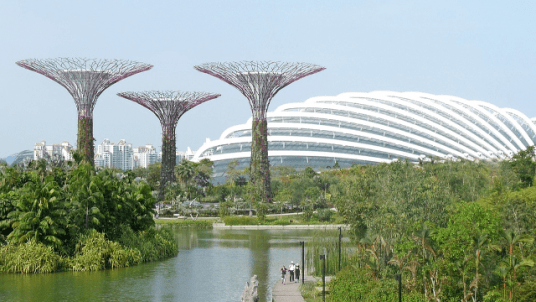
[
  {"left": 117, "top": 91, "right": 220, "bottom": 200},
  {"left": 16, "top": 58, "right": 153, "bottom": 165},
  {"left": 194, "top": 61, "right": 325, "bottom": 202}
]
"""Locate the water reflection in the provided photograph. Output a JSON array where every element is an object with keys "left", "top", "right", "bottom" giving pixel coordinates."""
[{"left": 0, "top": 228, "right": 320, "bottom": 302}]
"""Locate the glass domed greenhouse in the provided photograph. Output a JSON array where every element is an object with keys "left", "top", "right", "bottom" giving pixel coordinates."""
[{"left": 192, "top": 91, "right": 536, "bottom": 181}]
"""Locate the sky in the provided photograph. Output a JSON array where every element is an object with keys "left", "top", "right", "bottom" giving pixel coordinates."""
[{"left": 1, "top": 0, "right": 535, "bottom": 158}]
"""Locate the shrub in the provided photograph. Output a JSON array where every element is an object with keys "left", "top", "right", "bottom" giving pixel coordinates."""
[
  {"left": 119, "top": 225, "right": 178, "bottom": 263},
  {"left": 255, "top": 202, "right": 268, "bottom": 221},
  {"left": 328, "top": 266, "right": 426, "bottom": 302},
  {"left": 155, "top": 219, "right": 214, "bottom": 229},
  {"left": 223, "top": 216, "right": 258, "bottom": 225},
  {"left": 303, "top": 207, "right": 313, "bottom": 222},
  {"left": 270, "top": 219, "right": 291, "bottom": 226},
  {"left": 69, "top": 230, "right": 141, "bottom": 271},
  {"left": 219, "top": 201, "right": 233, "bottom": 218},
  {"left": 0, "top": 240, "right": 61, "bottom": 273},
  {"left": 316, "top": 209, "right": 333, "bottom": 222}
]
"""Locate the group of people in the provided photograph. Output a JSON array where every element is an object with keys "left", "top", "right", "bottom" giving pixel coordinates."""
[{"left": 280, "top": 261, "right": 300, "bottom": 284}]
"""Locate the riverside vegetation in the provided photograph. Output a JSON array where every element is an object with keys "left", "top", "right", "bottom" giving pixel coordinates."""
[
  {"left": 154, "top": 158, "right": 342, "bottom": 221},
  {"left": 0, "top": 154, "right": 177, "bottom": 274},
  {"left": 134, "top": 148, "right": 536, "bottom": 300},
  {"left": 9, "top": 144, "right": 536, "bottom": 301},
  {"left": 299, "top": 147, "right": 536, "bottom": 302}
]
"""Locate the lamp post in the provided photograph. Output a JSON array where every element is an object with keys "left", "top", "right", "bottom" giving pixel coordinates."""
[
  {"left": 395, "top": 274, "right": 402, "bottom": 302},
  {"left": 300, "top": 241, "right": 305, "bottom": 284},
  {"left": 338, "top": 226, "right": 342, "bottom": 271},
  {"left": 320, "top": 254, "right": 326, "bottom": 302}
]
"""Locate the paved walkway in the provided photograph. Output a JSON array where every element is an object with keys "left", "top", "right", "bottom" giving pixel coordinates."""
[
  {"left": 272, "top": 275, "right": 315, "bottom": 302},
  {"left": 213, "top": 223, "right": 349, "bottom": 230}
]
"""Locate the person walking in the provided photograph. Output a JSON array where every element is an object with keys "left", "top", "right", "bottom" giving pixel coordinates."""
[
  {"left": 280, "top": 265, "right": 287, "bottom": 284},
  {"left": 295, "top": 263, "right": 300, "bottom": 282},
  {"left": 289, "top": 261, "right": 295, "bottom": 282}
]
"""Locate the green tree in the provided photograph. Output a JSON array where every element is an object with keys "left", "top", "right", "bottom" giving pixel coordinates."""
[
  {"left": 435, "top": 203, "right": 501, "bottom": 300},
  {"left": 507, "top": 145, "right": 536, "bottom": 189},
  {"left": 495, "top": 229, "right": 534, "bottom": 301},
  {"left": 7, "top": 174, "right": 66, "bottom": 248}
]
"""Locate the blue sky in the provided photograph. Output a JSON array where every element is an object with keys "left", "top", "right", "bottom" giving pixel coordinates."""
[{"left": 1, "top": 0, "right": 535, "bottom": 158}]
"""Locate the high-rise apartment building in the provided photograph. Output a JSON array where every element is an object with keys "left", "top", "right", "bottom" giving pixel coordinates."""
[
  {"left": 159, "top": 147, "right": 196, "bottom": 165},
  {"left": 94, "top": 139, "right": 133, "bottom": 170},
  {"left": 133, "top": 143, "right": 157, "bottom": 168},
  {"left": 34, "top": 141, "right": 73, "bottom": 162}
]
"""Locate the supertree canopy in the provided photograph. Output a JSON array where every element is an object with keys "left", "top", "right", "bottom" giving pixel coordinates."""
[
  {"left": 16, "top": 58, "right": 153, "bottom": 164},
  {"left": 194, "top": 61, "right": 325, "bottom": 202},
  {"left": 117, "top": 91, "right": 220, "bottom": 201}
]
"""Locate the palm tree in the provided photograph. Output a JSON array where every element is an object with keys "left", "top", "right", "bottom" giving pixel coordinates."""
[
  {"left": 508, "top": 257, "right": 535, "bottom": 301},
  {"left": 456, "top": 255, "right": 472, "bottom": 302},
  {"left": 470, "top": 233, "right": 488, "bottom": 302},
  {"left": 414, "top": 223, "right": 435, "bottom": 299},
  {"left": 175, "top": 160, "right": 196, "bottom": 186},
  {"left": 7, "top": 174, "right": 66, "bottom": 247},
  {"left": 495, "top": 263, "right": 509, "bottom": 301},
  {"left": 500, "top": 229, "right": 534, "bottom": 300}
]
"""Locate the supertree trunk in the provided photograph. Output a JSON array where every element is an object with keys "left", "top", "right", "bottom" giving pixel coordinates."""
[
  {"left": 159, "top": 127, "right": 177, "bottom": 201},
  {"left": 194, "top": 61, "right": 325, "bottom": 203},
  {"left": 117, "top": 91, "right": 220, "bottom": 201},
  {"left": 77, "top": 116, "right": 94, "bottom": 164},
  {"left": 250, "top": 114, "right": 271, "bottom": 201}
]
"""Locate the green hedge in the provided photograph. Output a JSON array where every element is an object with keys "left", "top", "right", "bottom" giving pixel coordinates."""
[
  {"left": 223, "top": 216, "right": 258, "bottom": 225},
  {"left": 155, "top": 219, "right": 214, "bottom": 229}
]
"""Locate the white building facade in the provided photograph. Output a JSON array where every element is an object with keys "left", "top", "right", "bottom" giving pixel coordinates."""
[
  {"left": 133, "top": 143, "right": 157, "bottom": 168},
  {"left": 193, "top": 91, "right": 536, "bottom": 180},
  {"left": 93, "top": 139, "right": 192, "bottom": 170},
  {"left": 94, "top": 139, "right": 133, "bottom": 170},
  {"left": 158, "top": 147, "right": 196, "bottom": 165},
  {"left": 34, "top": 141, "right": 73, "bottom": 162}
]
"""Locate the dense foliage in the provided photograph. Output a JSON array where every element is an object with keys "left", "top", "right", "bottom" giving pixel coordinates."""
[
  {"left": 160, "top": 159, "right": 338, "bottom": 220},
  {"left": 0, "top": 157, "right": 177, "bottom": 273},
  {"left": 326, "top": 153, "right": 536, "bottom": 302}
]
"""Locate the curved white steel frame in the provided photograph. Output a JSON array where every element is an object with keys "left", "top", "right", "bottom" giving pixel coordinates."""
[
  {"left": 219, "top": 111, "right": 469, "bottom": 158},
  {"left": 199, "top": 136, "right": 420, "bottom": 160},
  {"left": 274, "top": 105, "right": 489, "bottom": 157},
  {"left": 197, "top": 150, "right": 393, "bottom": 164},
  {"left": 341, "top": 91, "right": 516, "bottom": 153},
  {"left": 434, "top": 94, "right": 519, "bottom": 152},
  {"left": 192, "top": 92, "right": 536, "bottom": 168},
  {"left": 503, "top": 108, "right": 536, "bottom": 142},
  {"left": 334, "top": 93, "right": 505, "bottom": 153},
  {"left": 473, "top": 101, "right": 531, "bottom": 148},
  {"left": 403, "top": 94, "right": 512, "bottom": 153},
  {"left": 282, "top": 98, "right": 495, "bottom": 155}
]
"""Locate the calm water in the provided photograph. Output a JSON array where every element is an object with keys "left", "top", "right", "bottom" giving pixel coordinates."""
[{"left": 0, "top": 228, "right": 318, "bottom": 302}]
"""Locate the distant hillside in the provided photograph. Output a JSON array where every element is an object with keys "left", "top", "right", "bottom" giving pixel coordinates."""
[
  {"left": 11, "top": 150, "right": 33, "bottom": 166},
  {"left": 5, "top": 153, "right": 19, "bottom": 165}
]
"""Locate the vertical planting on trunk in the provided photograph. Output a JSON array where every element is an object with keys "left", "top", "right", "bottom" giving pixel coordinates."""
[
  {"left": 250, "top": 117, "right": 271, "bottom": 202},
  {"left": 77, "top": 117, "right": 94, "bottom": 165},
  {"left": 159, "top": 132, "right": 176, "bottom": 201}
]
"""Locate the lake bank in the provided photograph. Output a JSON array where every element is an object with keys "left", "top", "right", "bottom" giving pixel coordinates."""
[
  {"left": 1, "top": 228, "right": 334, "bottom": 301},
  {"left": 213, "top": 223, "right": 350, "bottom": 230}
]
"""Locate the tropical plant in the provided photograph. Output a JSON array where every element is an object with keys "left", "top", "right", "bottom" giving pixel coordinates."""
[{"left": 7, "top": 174, "right": 66, "bottom": 248}]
